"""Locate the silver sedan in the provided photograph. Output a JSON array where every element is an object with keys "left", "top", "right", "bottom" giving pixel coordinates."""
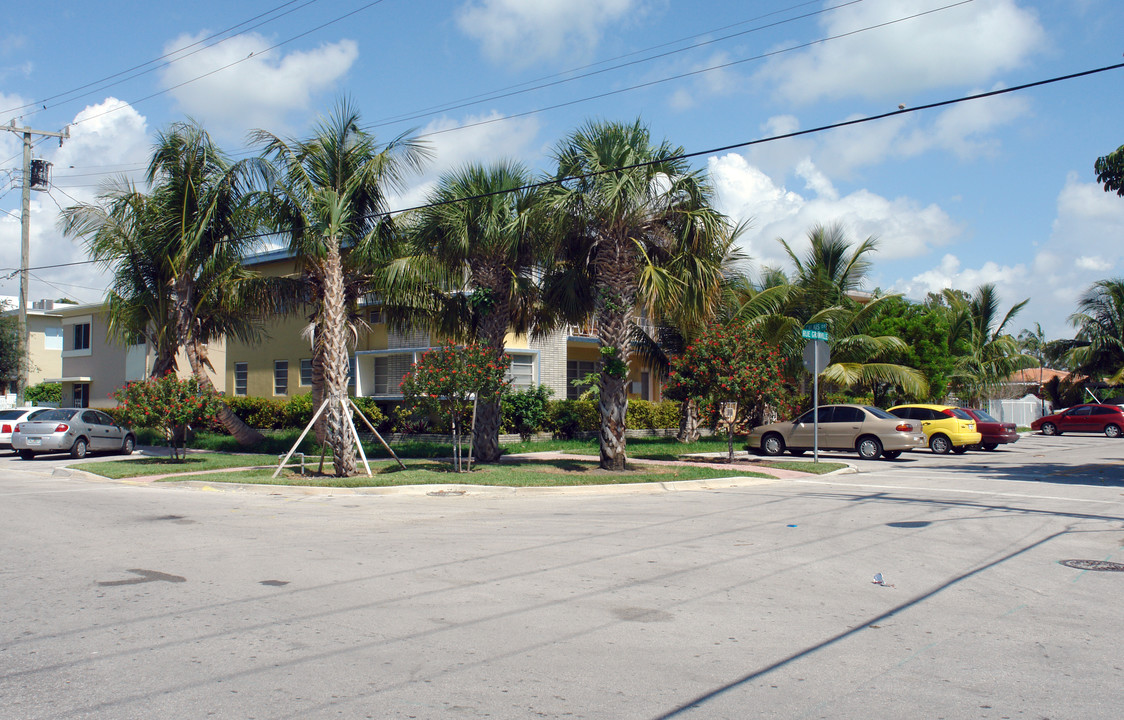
[{"left": 12, "top": 408, "right": 136, "bottom": 460}]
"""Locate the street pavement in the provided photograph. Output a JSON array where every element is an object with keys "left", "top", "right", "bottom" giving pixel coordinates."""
[{"left": 1, "top": 434, "right": 1122, "bottom": 719}]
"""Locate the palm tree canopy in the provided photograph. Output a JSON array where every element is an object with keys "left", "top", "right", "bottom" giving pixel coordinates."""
[{"left": 1066, "top": 278, "right": 1124, "bottom": 382}]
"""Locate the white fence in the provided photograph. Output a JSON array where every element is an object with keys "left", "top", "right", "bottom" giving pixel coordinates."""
[{"left": 986, "top": 395, "right": 1048, "bottom": 428}]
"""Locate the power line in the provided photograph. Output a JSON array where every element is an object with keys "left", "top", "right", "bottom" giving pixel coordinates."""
[
  {"left": 1, "top": 0, "right": 327, "bottom": 123},
  {"left": 366, "top": 0, "right": 867, "bottom": 129},
  {"left": 6, "top": 59, "right": 1122, "bottom": 277}
]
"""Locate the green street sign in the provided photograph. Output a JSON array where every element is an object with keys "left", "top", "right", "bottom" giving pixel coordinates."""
[{"left": 801, "top": 323, "right": 828, "bottom": 341}]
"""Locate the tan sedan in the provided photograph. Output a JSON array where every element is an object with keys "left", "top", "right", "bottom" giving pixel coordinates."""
[{"left": 747, "top": 404, "right": 927, "bottom": 460}]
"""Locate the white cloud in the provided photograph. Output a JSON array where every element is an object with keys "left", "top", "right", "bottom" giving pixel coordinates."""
[
  {"left": 457, "top": 0, "right": 638, "bottom": 66},
  {"left": 756, "top": 0, "right": 1045, "bottom": 105},
  {"left": 0, "top": 98, "right": 150, "bottom": 307},
  {"left": 709, "top": 152, "right": 960, "bottom": 273},
  {"left": 158, "top": 32, "right": 358, "bottom": 140}
]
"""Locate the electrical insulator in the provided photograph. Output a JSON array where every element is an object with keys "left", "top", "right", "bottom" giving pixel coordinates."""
[{"left": 30, "top": 159, "right": 51, "bottom": 191}]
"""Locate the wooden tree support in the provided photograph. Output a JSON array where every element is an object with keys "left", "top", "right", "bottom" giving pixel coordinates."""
[{"left": 274, "top": 396, "right": 404, "bottom": 478}]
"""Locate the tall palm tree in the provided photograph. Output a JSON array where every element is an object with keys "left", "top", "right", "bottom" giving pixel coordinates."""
[
  {"left": 942, "top": 284, "right": 1035, "bottom": 405},
  {"left": 399, "top": 160, "right": 545, "bottom": 462},
  {"left": 62, "top": 124, "right": 268, "bottom": 447},
  {"left": 543, "top": 119, "right": 731, "bottom": 470},
  {"left": 145, "top": 122, "right": 269, "bottom": 447},
  {"left": 1065, "top": 278, "right": 1124, "bottom": 383},
  {"left": 250, "top": 100, "right": 429, "bottom": 477}
]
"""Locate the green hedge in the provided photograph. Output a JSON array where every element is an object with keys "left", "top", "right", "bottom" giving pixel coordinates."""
[
  {"left": 222, "top": 395, "right": 385, "bottom": 431},
  {"left": 546, "top": 399, "right": 680, "bottom": 438}
]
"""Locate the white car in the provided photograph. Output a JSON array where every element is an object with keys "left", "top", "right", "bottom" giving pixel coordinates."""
[{"left": 0, "top": 407, "right": 53, "bottom": 452}]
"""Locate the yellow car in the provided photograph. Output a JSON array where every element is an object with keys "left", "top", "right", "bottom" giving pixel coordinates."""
[{"left": 887, "top": 404, "right": 982, "bottom": 454}]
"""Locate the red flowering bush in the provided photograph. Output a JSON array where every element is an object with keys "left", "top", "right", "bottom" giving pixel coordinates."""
[
  {"left": 400, "top": 341, "right": 511, "bottom": 471},
  {"left": 112, "top": 372, "right": 224, "bottom": 461}
]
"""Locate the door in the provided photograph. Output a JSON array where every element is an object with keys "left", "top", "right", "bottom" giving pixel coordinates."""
[
  {"left": 830, "top": 406, "right": 865, "bottom": 448},
  {"left": 790, "top": 406, "right": 833, "bottom": 449},
  {"left": 1060, "top": 405, "right": 1093, "bottom": 433},
  {"left": 81, "top": 411, "right": 119, "bottom": 451}
]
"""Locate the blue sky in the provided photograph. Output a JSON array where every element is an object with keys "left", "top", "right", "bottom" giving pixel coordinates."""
[{"left": 1, "top": 0, "right": 1122, "bottom": 340}]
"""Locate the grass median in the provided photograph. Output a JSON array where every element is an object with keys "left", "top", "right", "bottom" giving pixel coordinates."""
[{"left": 78, "top": 454, "right": 780, "bottom": 487}]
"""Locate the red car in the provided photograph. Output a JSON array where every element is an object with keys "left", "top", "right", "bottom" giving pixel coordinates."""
[
  {"left": 958, "top": 408, "right": 1019, "bottom": 450},
  {"left": 1031, "top": 404, "right": 1124, "bottom": 438}
]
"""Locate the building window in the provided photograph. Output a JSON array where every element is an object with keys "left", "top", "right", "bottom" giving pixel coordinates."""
[
  {"left": 44, "top": 326, "right": 63, "bottom": 351},
  {"left": 348, "top": 357, "right": 356, "bottom": 390},
  {"left": 369, "top": 307, "right": 383, "bottom": 324},
  {"left": 73, "top": 383, "right": 89, "bottom": 408},
  {"left": 508, "top": 354, "right": 535, "bottom": 389},
  {"left": 373, "top": 357, "right": 389, "bottom": 394},
  {"left": 274, "top": 360, "right": 288, "bottom": 396},
  {"left": 234, "top": 362, "right": 248, "bottom": 396},
  {"left": 300, "top": 358, "right": 313, "bottom": 386},
  {"left": 566, "top": 360, "right": 598, "bottom": 400},
  {"left": 73, "top": 323, "right": 91, "bottom": 351}
]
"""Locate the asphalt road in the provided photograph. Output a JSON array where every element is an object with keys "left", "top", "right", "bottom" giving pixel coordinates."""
[{"left": 1, "top": 434, "right": 1122, "bottom": 719}]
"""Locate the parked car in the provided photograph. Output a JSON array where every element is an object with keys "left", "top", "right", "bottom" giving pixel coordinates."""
[
  {"left": 1031, "top": 403, "right": 1124, "bottom": 438},
  {"left": 887, "top": 404, "right": 982, "bottom": 454},
  {"left": 957, "top": 407, "right": 1019, "bottom": 450},
  {"left": 748, "top": 404, "right": 927, "bottom": 460},
  {"left": 0, "top": 407, "right": 54, "bottom": 451},
  {"left": 12, "top": 408, "right": 136, "bottom": 460}
]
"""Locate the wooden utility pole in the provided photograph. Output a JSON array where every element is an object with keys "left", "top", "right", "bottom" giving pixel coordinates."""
[{"left": 2, "top": 120, "right": 69, "bottom": 403}]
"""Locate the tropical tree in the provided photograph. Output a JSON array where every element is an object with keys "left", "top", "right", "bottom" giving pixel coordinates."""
[
  {"left": 941, "top": 284, "right": 1036, "bottom": 405},
  {"left": 62, "top": 124, "right": 268, "bottom": 446},
  {"left": 250, "top": 100, "right": 428, "bottom": 476},
  {"left": 865, "top": 294, "right": 955, "bottom": 404},
  {"left": 399, "top": 160, "right": 545, "bottom": 462},
  {"left": 1095, "top": 144, "right": 1124, "bottom": 196},
  {"left": 542, "top": 118, "right": 733, "bottom": 470},
  {"left": 1065, "top": 278, "right": 1124, "bottom": 383}
]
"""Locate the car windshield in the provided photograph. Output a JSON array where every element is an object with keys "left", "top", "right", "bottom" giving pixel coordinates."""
[
  {"left": 971, "top": 409, "right": 999, "bottom": 423},
  {"left": 34, "top": 409, "right": 80, "bottom": 422},
  {"left": 864, "top": 406, "right": 896, "bottom": 420},
  {"left": 0, "top": 410, "right": 27, "bottom": 420}
]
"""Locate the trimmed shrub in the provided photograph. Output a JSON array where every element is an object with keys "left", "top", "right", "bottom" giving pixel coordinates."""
[
  {"left": 25, "top": 382, "right": 61, "bottom": 404},
  {"left": 549, "top": 399, "right": 599, "bottom": 439},
  {"left": 502, "top": 385, "right": 554, "bottom": 440}
]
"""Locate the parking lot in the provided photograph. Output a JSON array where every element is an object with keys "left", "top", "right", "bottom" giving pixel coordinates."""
[{"left": 1, "top": 431, "right": 1122, "bottom": 719}]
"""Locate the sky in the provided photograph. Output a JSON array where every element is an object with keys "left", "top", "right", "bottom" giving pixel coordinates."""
[{"left": 1, "top": 0, "right": 1122, "bottom": 340}]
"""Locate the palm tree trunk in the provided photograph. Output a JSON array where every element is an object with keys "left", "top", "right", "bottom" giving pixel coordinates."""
[
  {"left": 472, "top": 275, "right": 511, "bottom": 463},
  {"left": 321, "top": 244, "right": 357, "bottom": 477},
  {"left": 310, "top": 318, "right": 328, "bottom": 445},
  {"left": 175, "top": 282, "right": 265, "bottom": 447},
  {"left": 595, "top": 243, "right": 638, "bottom": 471},
  {"left": 677, "top": 398, "right": 700, "bottom": 443}
]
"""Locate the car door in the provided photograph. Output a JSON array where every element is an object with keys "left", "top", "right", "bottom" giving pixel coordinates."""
[
  {"left": 788, "top": 408, "right": 825, "bottom": 448},
  {"left": 95, "top": 411, "right": 125, "bottom": 448},
  {"left": 80, "top": 411, "right": 114, "bottom": 451},
  {"left": 830, "top": 406, "right": 865, "bottom": 449},
  {"left": 1060, "top": 405, "right": 1092, "bottom": 433}
]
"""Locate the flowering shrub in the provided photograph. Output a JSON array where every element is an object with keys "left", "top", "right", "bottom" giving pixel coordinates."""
[
  {"left": 401, "top": 341, "right": 511, "bottom": 471},
  {"left": 113, "top": 373, "right": 225, "bottom": 460},
  {"left": 665, "top": 323, "right": 791, "bottom": 457}
]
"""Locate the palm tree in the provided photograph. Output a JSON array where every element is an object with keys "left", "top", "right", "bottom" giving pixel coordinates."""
[
  {"left": 543, "top": 119, "right": 731, "bottom": 470},
  {"left": 399, "top": 160, "right": 545, "bottom": 462},
  {"left": 250, "top": 100, "right": 429, "bottom": 477},
  {"left": 61, "top": 123, "right": 268, "bottom": 447},
  {"left": 942, "top": 284, "right": 1035, "bottom": 405},
  {"left": 1065, "top": 278, "right": 1124, "bottom": 383},
  {"left": 60, "top": 182, "right": 179, "bottom": 377}
]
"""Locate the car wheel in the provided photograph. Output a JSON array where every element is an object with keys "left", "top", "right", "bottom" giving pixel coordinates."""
[
  {"left": 1105, "top": 424, "right": 1122, "bottom": 439},
  {"left": 788, "top": 449, "right": 806, "bottom": 457},
  {"left": 930, "top": 434, "right": 952, "bottom": 454},
  {"left": 857, "top": 436, "right": 882, "bottom": 460},
  {"left": 761, "top": 433, "right": 785, "bottom": 457},
  {"left": 70, "top": 437, "right": 88, "bottom": 460},
  {"left": 982, "top": 443, "right": 998, "bottom": 451},
  {"left": 121, "top": 435, "right": 135, "bottom": 455},
  {"left": 19, "top": 450, "right": 35, "bottom": 460},
  {"left": 882, "top": 450, "right": 902, "bottom": 460},
  {"left": 952, "top": 445, "right": 969, "bottom": 454},
  {"left": 1040, "top": 422, "right": 1058, "bottom": 436}
]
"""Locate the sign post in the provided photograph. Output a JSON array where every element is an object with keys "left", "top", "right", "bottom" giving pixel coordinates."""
[{"left": 801, "top": 325, "right": 830, "bottom": 463}]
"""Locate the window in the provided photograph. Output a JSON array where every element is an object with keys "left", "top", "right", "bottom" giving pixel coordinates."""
[
  {"left": 834, "top": 406, "right": 864, "bottom": 423},
  {"left": 72, "top": 323, "right": 91, "bottom": 351},
  {"left": 508, "top": 354, "right": 534, "bottom": 389},
  {"left": 348, "top": 357, "right": 356, "bottom": 389},
  {"left": 274, "top": 361, "right": 288, "bottom": 395},
  {"left": 73, "top": 383, "right": 89, "bottom": 408},
  {"left": 630, "top": 371, "right": 650, "bottom": 401},
  {"left": 369, "top": 307, "right": 384, "bottom": 324},
  {"left": 234, "top": 363, "right": 248, "bottom": 396},
  {"left": 44, "top": 326, "right": 63, "bottom": 351},
  {"left": 300, "top": 359, "right": 313, "bottom": 386},
  {"left": 373, "top": 356, "right": 389, "bottom": 394},
  {"left": 566, "top": 360, "right": 598, "bottom": 400}
]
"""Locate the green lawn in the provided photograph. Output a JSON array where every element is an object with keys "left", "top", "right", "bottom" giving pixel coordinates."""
[{"left": 79, "top": 453, "right": 282, "bottom": 479}]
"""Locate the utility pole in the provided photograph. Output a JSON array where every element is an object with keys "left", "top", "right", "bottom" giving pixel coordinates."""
[{"left": 2, "top": 119, "right": 69, "bottom": 404}]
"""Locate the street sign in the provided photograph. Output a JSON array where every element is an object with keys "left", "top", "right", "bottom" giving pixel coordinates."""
[
  {"left": 801, "top": 322, "right": 829, "bottom": 341},
  {"left": 802, "top": 339, "right": 830, "bottom": 374}
]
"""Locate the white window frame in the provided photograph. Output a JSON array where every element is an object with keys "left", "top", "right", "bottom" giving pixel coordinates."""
[
  {"left": 299, "top": 358, "right": 313, "bottom": 387},
  {"left": 234, "top": 362, "right": 248, "bottom": 396},
  {"left": 274, "top": 360, "right": 288, "bottom": 396}
]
